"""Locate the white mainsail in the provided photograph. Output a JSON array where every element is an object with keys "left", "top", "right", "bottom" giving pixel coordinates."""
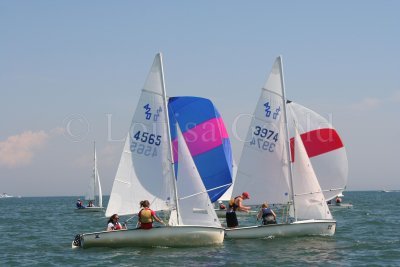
[
  {"left": 232, "top": 58, "right": 291, "bottom": 205},
  {"left": 291, "top": 128, "right": 332, "bottom": 220},
  {"left": 174, "top": 124, "right": 221, "bottom": 227},
  {"left": 106, "top": 55, "right": 173, "bottom": 217},
  {"left": 85, "top": 142, "right": 103, "bottom": 208},
  {"left": 96, "top": 166, "right": 103, "bottom": 208}
]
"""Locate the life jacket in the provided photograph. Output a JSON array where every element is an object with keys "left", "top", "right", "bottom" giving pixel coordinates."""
[
  {"left": 228, "top": 196, "right": 240, "bottom": 212},
  {"left": 261, "top": 208, "right": 276, "bottom": 224},
  {"left": 139, "top": 208, "right": 153, "bottom": 223},
  {"left": 113, "top": 222, "right": 122, "bottom": 230}
]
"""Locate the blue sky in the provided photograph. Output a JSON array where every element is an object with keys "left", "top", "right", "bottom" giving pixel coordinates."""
[{"left": 1, "top": 1, "right": 399, "bottom": 196}]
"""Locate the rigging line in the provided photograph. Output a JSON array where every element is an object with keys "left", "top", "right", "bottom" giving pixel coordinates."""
[
  {"left": 179, "top": 183, "right": 232, "bottom": 200},
  {"left": 294, "top": 190, "right": 324, "bottom": 196},
  {"left": 321, "top": 187, "right": 345, "bottom": 192},
  {"left": 114, "top": 179, "right": 130, "bottom": 185}
]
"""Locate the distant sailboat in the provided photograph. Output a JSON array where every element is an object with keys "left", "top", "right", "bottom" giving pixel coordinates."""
[
  {"left": 225, "top": 56, "right": 335, "bottom": 239},
  {"left": 75, "top": 142, "right": 103, "bottom": 212},
  {"left": 72, "top": 53, "right": 224, "bottom": 248}
]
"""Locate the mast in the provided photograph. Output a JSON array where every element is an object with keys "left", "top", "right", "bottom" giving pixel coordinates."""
[
  {"left": 159, "top": 53, "right": 180, "bottom": 225},
  {"left": 278, "top": 56, "right": 297, "bottom": 221},
  {"left": 93, "top": 141, "right": 97, "bottom": 206}
]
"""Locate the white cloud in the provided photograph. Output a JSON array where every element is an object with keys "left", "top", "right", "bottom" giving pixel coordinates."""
[
  {"left": 0, "top": 131, "right": 49, "bottom": 168},
  {"left": 50, "top": 127, "right": 66, "bottom": 135}
]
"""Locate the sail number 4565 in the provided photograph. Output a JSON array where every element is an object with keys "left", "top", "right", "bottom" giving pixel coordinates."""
[
  {"left": 133, "top": 131, "right": 161, "bottom": 146},
  {"left": 130, "top": 131, "right": 161, "bottom": 157}
]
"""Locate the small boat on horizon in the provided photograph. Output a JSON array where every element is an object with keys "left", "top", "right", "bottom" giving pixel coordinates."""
[
  {"left": 75, "top": 142, "right": 104, "bottom": 212},
  {"left": 0, "top": 193, "right": 14, "bottom": 198}
]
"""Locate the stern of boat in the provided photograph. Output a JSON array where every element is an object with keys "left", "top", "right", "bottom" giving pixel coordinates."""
[{"left": 71, "top": 234, "right": 82, "bottom": 248}]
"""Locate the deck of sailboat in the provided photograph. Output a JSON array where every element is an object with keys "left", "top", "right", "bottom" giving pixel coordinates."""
[
  {"left": 73, "top": 225, "right": 224, "bottom": 248},
  {"left": 74, "top": 206, "right": 104, "bottom": 212},
  {"left": 224, "top": 219, "right": 336, "bottom": 239},
  {"left": 214, "top": 209, "right": 258, "bottom": 218}
]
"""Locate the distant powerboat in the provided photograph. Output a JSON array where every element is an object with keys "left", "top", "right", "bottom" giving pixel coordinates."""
[{"left": 0, "top": 193, "right": 14, "bottom": 198}]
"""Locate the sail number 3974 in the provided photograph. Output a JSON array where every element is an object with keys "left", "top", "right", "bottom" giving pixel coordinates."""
[
  {"left": 250, "top": 126, "right": 279, "bottom": 152},
  {"left": 130, "top": 131, "right": 161, "bottom": 157}
]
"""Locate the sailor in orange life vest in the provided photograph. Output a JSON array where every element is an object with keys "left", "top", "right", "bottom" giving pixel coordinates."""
[
  {"left": 107, "top": 214, "right": 127, "bottom": 231},
  {"left": 226, "top": 192, "right": 251, "bottom": 228},
  {"left": 138, "top": 200, "right": 165, "bottom": 229}
]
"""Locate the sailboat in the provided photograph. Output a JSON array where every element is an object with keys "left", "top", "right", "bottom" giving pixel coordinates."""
[
  {"left": 75, "top": 142, "right": 103, "bottom": 212},
  {"left": 225, "top": 56, "right": 336, "bottom": 239},
  {"left": 72, "top": 53, "right": 224, "bottom": 248}
]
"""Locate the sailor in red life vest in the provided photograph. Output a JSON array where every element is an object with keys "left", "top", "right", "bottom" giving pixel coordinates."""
[
  {"left": 138, "top": 200, "right": 164, "bottom": 229},
  {"left": 107, "top": 214, "right": 127, "bottom": 231},
  {"left": 226, "top": 192, "right": 251, "bottom": 228}
]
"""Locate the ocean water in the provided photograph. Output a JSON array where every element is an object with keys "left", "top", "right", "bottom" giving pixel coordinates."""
[{"left": 1, "top": 191, "right": 399, "bottom": 266}]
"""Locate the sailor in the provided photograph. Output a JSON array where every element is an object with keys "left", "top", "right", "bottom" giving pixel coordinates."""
[
  {"left": 218, "top": 200, "right": 226, "bottom": 210},
  {"left": 257, "top": 202, "right": 277, "bottom": 225},
  {"left": 107, "top": 214, "right": 127, "bottom": 231},
  {"left": 138, "top": 200, "right": 164, "bottom": 229},
  {"left": 76, "top": 199, "right": 84, "bottom": 209},
  {"left": 226, "top": 192, "right": 251, "bottom": 228}
]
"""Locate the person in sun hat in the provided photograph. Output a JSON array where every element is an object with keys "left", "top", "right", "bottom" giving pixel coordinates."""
[
  {"left": 218, "top": 200, "right": 226, "bottom": 210},
  {"left": 226, "top": 192, "right": 251, "bottom": 228}
]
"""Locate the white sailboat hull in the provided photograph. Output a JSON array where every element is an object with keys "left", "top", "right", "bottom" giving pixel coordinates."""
[
  {"left": 73, "top": 226, "right": 224, "bottom": 248},
  {"left": 74, "top": 207, "right": 104, "bottom": 212},
  {"left": 225, "top": 219, "right": 336, "bottom": 239}
]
